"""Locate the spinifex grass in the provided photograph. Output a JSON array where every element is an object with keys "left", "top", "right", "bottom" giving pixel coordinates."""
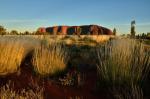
[
  {"left": 0, "top": 82, "right": 43, "bottom": 99},
  {"left": 32, "top": 41, "right": 68, "bottom": 76},
  {"left": 0, "top": 39, "right": 26, "bottom": 75},
  {"left": 97, "top": 39, "right": 150, "bottom": 88}
]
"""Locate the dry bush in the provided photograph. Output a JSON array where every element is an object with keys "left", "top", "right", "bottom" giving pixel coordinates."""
[
  {"left": 32, "top": 42, "right": 68, "bottom": 76},
  {"left": 0, "top": 83, "right": 43, "bottom": 99},
  {"left": 97, "top": 39, "right": 150, "bottom": 87}
]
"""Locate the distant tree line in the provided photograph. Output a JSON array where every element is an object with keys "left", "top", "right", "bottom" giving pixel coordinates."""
[
  {"left": 0, "top": 25, "right": 56, "bottom": 35},
  {"left": 0, "top": 25, "right": 38, "bottom": 35},
  {"left": 1, "top": 23, "right": 150, "bottom": 39},
  {"left": 136, "top": 33, "right": 150, "bottom": 39}
]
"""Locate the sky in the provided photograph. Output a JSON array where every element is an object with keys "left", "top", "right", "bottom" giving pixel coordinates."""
[{"left": 0, "top": 0, "right": 150, "bottom": 34}]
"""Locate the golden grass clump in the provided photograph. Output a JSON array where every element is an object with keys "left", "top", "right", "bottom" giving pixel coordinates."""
[
  {"left": 0, "top": 39, "right": 26, "bottom": 75},
  {"left": 97, "top": 39, "right": 150, "bottom": 87},
  {"left": 32, "top": 42, "right": 68, "bottom": 76}
]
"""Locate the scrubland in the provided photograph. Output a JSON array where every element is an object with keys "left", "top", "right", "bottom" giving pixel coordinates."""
[{"left": 0, "top": 35, "right": 150, "bottom": 99}]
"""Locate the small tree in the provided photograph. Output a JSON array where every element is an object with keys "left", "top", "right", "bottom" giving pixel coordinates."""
[
  {"left": 113, "top": 28, "right": 117, "bottom": 35},
  {"left": 131, "top": 20, "right": 136, "bottom": 37},
  {"left": 24, "top": 31, "right": 30, "bottom": 35},
  {"left": 0, "top": 25, "right": 6, "bottom": 35},
  {"left": 10, "top": 30, "right": 18, "bottom": 35}
]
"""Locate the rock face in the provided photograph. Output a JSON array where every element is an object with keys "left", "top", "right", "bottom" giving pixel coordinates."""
[
  {"left": 37, "top": 27, "right": 46, "bottom": 33},
  {"left": 38, "top": 25, "right": 113, "bottom": 35}
]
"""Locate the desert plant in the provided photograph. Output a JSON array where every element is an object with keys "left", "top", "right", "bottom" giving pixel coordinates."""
[
  {"left": 32, "top": 42, "right": 68, "bottom": 76},
  {"left": 0, "top": 82, "right": 43, "bottom": 99},
  {"left": 0, "top": 36, "right": 40, "bottom": 76},
  {"left": 113, "top": 85, "right": 143, "bottom": 99},
  {"left": 97, "top": 39, "right": 150, "bottom": 88},
  {"left": 0, "top": 39, "right": 26, "bottom": 75}
]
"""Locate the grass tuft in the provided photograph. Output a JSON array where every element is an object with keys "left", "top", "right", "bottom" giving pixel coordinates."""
[
  {"left": 32, "top": 41, "right": 68, "bottom": 76},
  {"left": 0, "top": 39, "right": 26, "bottom": 75},
  {"left": 97, "top": 39, "right": 150, "bottom": 87},
  {"left": 0, "top": 82, "right": 43, "bottom": 99}
]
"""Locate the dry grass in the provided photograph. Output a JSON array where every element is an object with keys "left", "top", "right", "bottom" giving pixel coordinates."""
[
  {"left": 0, "top": 36, "right": 40, "bottom": 76},
  {"left": 0, "top": 35, "right": 68, "bottom": 76},
  {"left": 80, "top": 35, "right": 114, "bottom": 43},
  {"left": 32, "top": 41, "right": 68, "bottom": 76},
  {"left": 0, "top": 82, "right": 43, "bottom": 99},
  {"left": 113, "top": 85, "right": 143, "bottom": 99},
  {"left": 0, "top": 38, "right": 26, "bottom": 75},
  {"left": 97, "top": 39, "right": 150, "bottom": 99},
  {"left": 97, "top": 39, "right": 150, "bottom": 87}
]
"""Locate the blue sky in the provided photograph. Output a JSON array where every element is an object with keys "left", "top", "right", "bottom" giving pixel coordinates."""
[{"left": 0, "top": 0, "right": 150, "bottom": 34}]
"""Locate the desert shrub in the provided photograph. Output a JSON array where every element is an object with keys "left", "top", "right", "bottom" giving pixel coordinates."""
[
  {"left": 32, "top": 42, "right": 68, "bottom": 76},
  {"left": 0, "top": 39, "right": 26, "bottom": 75},
  {"left": 97, "top": 39, "right": 150, "bottom": 88},
  {"left": 0, "top": 83, "right": 43, "bottom": 99}
]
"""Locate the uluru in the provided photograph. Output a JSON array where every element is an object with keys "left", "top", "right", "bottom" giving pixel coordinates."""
[{"left": 37, "top": 25, "right": 113, "bottom": 35}]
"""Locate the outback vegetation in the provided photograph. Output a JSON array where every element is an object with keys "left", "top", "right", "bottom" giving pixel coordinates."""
[
  {"left": 32, "top": 42, "right": 68, "bottom": 76},
  {"left": 0, "top": 39, "right": 25, "bottom": 75},
  {"left": 0, "top": 0, "right": 149, "bottom": 98},
  {"left": 97, "top": 39, "right": 150, "bottom": 98},
  {"left": 0, "top": 25, "right": 150, "bottom": 99}
]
